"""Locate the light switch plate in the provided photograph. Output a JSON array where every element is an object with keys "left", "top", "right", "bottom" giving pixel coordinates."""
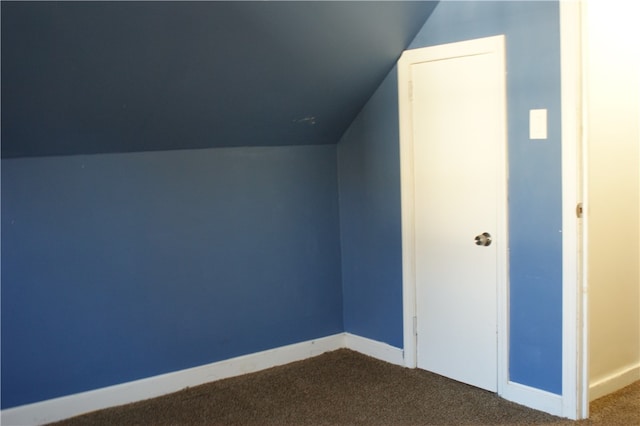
[{"left": 530, "top": 109, "right": 548, "bottom": 140}]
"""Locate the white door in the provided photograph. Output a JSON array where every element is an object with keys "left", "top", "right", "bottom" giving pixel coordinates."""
[{"left": 402, "top": 36, "right": 508, "bottom": 392}]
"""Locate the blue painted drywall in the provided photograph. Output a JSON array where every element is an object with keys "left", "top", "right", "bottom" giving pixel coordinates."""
[
  {"left": 338, "top": 69, "right": 403, "bottom": 347},
  {"left": 1, "top": 1, "right": 436, "bottom": 158},
  {"left": 339, "top": 1, "right": 563, "bottom": 394},
  {"left": 1, "top": 0, "right": 564, "bottom": 410},
  {"left": 1, "top": 145, "right": 343, "bottom": 408}
]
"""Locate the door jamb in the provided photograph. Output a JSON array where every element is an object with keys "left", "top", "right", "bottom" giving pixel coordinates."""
[
  {"left": 560, "top": 0, "right": 588, "bottom": 419},
  {"left": 397, "top": 34, "right": 509, "bottom": 394}
]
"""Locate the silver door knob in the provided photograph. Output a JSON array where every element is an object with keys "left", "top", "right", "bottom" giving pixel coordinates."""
[{"left": 474, "top": 232, "right": 492, "bottom": 247}]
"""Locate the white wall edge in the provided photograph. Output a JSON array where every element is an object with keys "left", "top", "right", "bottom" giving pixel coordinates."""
[
  {"left": 501, "top": 381, "right": 564, "bottom": 417},
  {"left": 589, "top": 363, "right": 640, "bottom": 402},
  {"left": 1, "top": 334, "right": 345, "bottom": 426},
  {"left": 344, "top": 333, "right": 404, "bottom": 367}
]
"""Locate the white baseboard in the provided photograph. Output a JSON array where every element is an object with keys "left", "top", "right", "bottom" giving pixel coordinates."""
[
  {"left": 501, "top": 381, "right": 563, "bottom": 417},
  {"left": 589, "top": 363, "right": 640, "bottom": 402},
  {"left": 344, "top": 333, "right": 405, "bottom": 366},
  {"left": 4, "top": 333, "right": 577, "bottom": 425},
  {"left": 1, "top": 334, "right": 344, "bottom": 426}
]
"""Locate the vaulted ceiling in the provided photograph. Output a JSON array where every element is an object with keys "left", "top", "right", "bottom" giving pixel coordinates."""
[{"left": 1, "top": 1, "right": 437, "bottom": 158}]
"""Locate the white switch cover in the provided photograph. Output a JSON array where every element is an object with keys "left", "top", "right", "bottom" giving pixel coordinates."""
[{"left": 529, "top": 109, "right": 548, "bottom": 140}]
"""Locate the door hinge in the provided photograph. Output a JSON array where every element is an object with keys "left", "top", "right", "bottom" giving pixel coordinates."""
[
  {"left": 413, "top": 316, "right": 418, "bottom": 336},
  {"left": 576, "top": 202, "right": 584, "bottom": 218}
]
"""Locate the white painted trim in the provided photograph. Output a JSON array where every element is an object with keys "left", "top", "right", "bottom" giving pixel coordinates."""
[
  {"left": 2, "top": 333, "right": 410, "bottom": 426},
  {"left": 589, "top": 363, "right": 640, "bottom": 402},
  {"left": 493, "top": 35, "right": 510, "bottom": 400},
  {"left": 1, "top": 334, "right": 345, "bottom": 426},
  {"left": 344, "top": 333, "right": 404, "bottom": 367},
  {"left": 397, "top": 34, "right": 509, "bottom": 395},
  {"left": 502, "top": 381, "right": 564, "bottom": 417},
  {"left": 560, "top": 0, "right": 588, "bottom": 420},
  {"left": 397, "top": 52, "right": 417, "bottom": 370}
]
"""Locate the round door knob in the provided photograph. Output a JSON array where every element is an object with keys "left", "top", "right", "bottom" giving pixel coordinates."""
[{"left": 474, "top": 232, "right": 492, "bottom": 247}]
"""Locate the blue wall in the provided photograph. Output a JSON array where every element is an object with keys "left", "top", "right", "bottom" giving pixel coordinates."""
[
  {"left": 1, "top": 145, "right": 343, "bottom": 408},
  {"left": 1, "top": 1, "right": 437, "bottom": 158},
  {"left": 1, "top": 0, "right": 565, "bottom": 410},
  {"left": 338, "top": 69, "right": 403, "bottom": 347},
  {"left": 338, "top": 1, "right": 563, "bottom": 394}
]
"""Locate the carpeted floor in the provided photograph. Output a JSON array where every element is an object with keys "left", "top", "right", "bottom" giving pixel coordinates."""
[{"left": 51, "top": 349, "right": 639, "bottom": 425}]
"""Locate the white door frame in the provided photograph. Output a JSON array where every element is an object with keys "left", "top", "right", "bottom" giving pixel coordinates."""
[
  {"left": 560, "top": 0, "right": 588, "bottom": 420},
  {"left": 397, "top": 34, "right": 509, "bottom": 397}
]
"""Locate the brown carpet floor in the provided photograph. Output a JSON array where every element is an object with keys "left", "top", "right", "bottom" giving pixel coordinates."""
[{"left": 51, "top": 349, "right": 639, "bottom": 425}]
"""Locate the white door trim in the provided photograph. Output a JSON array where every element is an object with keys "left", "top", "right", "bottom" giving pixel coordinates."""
[
  {"left": 397, "top": 34, "right": 509, "bottom": 395},
  {"left": 560, "top": 0, "right": 588, "bottom": 420}
]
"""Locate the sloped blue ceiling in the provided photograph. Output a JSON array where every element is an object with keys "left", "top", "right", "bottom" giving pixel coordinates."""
[{"left": 1, "top": 1, "right": 437, "bottom": 158}]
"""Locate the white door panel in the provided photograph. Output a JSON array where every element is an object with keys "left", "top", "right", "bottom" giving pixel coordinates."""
[{"left": 409, "top": 38, "right": 507, "bottom": 392}]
